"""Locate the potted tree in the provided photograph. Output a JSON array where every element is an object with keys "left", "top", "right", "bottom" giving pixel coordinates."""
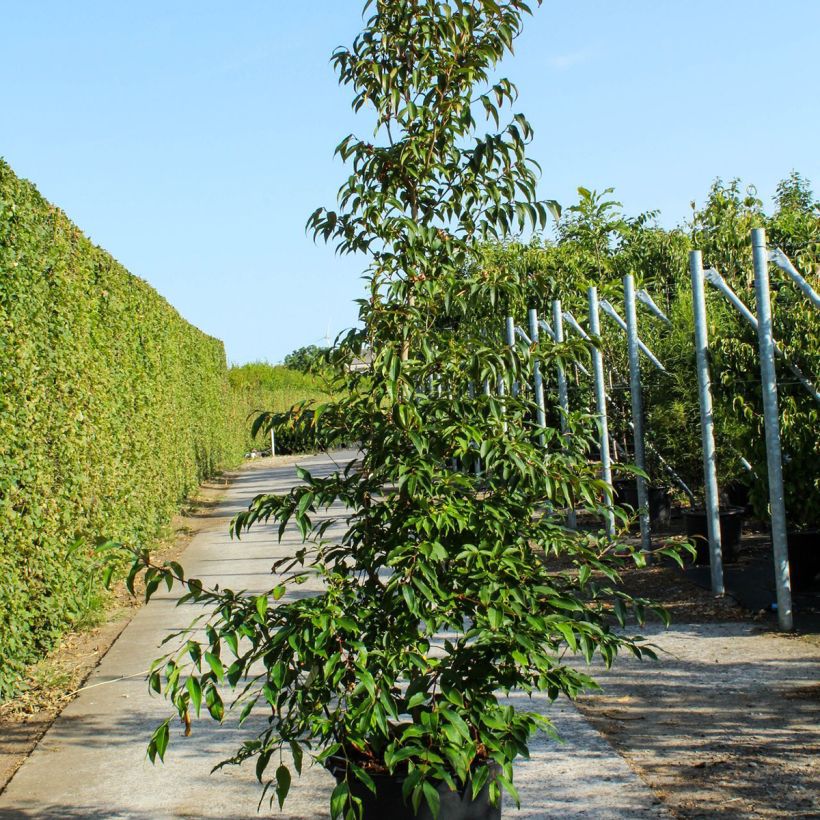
[
  {"left": 113, "top": 2, "right": 685, "bottom": 817},
  {"left": 694, "top": 177, "right": 820, "bottom": 583}
]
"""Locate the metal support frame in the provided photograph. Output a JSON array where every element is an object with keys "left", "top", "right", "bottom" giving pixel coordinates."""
[
  {"left": 752, "top": 229, "right": 793, "bottom": 631},
  {"left": 704, "top": 267, "right": 820, "bottom": 405},
  {"left": 636, "top": 289, "right": 671, "bottom": 324},
  {"left": 690, "top": 250, "right": 725, "bottom": 594},
  {"left": 623, "top": 275, "right": 651, "bottom": 553},
  {"left": 588, "top": 287, "right": 614, "bottom": 537},
  {"left": 600, "top": 299, "right": 666, "bottom": 372},
  {"left": 505, "top": 316, "right": 519, "bottom": 397},
  {"left": 768, "top": 247, "right": 820, "bottom": 310},
  {"left": 552, "top": 300, "right": 577, "bottom": 529},
  {"left": 567, "top": 297, "right": 694, "bottom": 528},
  {"left": 528, "top": 309, "right": 547, "bottom": 445}
]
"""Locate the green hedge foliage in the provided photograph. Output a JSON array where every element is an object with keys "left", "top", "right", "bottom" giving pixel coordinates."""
[
  {"left": 227, "top": 362, "right": 334, "bottom": 454},
  {"left": 0, "top": 160, "right": 247, "bottom": 698}
]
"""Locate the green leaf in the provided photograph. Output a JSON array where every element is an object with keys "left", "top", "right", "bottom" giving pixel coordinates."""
[
  {"left": 275, "top": 764, "right": 291, "bottom": 809},
  {"left": 290, "top": 741, "right": 304, "bottom": 775},
  {"left": 330, "top": 781, "right": 350, "bottom": 820},
  {"left": 148, "top": 720, "right": 170, "bottom": 764},
  {"left": 203, "top": 652, "right": 224, "bottom": 681},
  {"left": 255, "top": 595, "right": 267, "bottom": 621},
  {"left": 422, "top": 781, "right": 440, "bottom": 819},
  {"left": 186, "top": 676, "right": 202, "bottom": 715}
]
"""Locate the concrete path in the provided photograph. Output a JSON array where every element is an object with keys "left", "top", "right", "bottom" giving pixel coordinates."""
[{"left": 0, "top": 452, "right": 665, "bottom": 819}]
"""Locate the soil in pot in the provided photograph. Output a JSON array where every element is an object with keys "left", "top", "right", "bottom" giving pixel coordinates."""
[
  {"left": 787, "top": 529, "right": 820, "bottom": 591},
  {"left": 327, "top": 756, "right": 501, "bottom": 820},
  {"left": 684, "top": 507, "right": 744, "bottom": 565},
  {"left": 613, "top": 480, "right": 672, "bottom": 531}
]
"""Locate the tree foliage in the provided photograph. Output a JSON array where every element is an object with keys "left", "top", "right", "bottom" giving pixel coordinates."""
[
  {"left": 117, "top": 4, "right": 684, "bottom": 818},
  {"left": 283, "top": 345, "right": 330, "bottom": 374}
]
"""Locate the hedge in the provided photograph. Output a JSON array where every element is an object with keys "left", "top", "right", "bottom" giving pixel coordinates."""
[
  {"left": 227, "top": 362, "right": 334, "bottom": 454},
  {"left": 0, "top": 160, "right": 246, "bottom": 698}
]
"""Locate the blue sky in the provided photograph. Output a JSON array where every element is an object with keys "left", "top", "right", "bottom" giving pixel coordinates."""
[{"left": 1, "top": 1, "right": 817, "bottom": 364}]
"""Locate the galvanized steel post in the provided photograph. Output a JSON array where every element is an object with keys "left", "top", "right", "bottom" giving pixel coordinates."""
[
  {"left": 528, "top": 308, "right": 546, "bottom": 445},
  {"left": 623, "top": 275, "right": 651, "bottom": 553},
  {"left": 752, "top": 228, "right": 793, "bottom": 631},
  {"left": 690, "top": 250, "right": 725, "bottom": 594},
  {"left": 704, "top": 267, "right": 820, "bottom": 405},
  {"left": 553, "top": 300, "right": 577, "bottom": 529},
  {"left": 588, "top": 287, "right": 614, "bottom": 538},
  {"left": 504, "top": 316, "right": 518, "bottom": 397},
  {"left": 768, "top": 247, "right": 820, "bottom": 310}
]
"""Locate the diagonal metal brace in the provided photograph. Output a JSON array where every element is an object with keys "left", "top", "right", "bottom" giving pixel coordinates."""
[
  {"left": 562, "top": 310, "right": 591, "bottom": 340},
  {"left": 704, "top": 267, "right": 820, "bottom": 405},
  {"left": 515, "top": 326, "right": 532, "bottom": 345},
  {"left": 637, "top": 289, "right": 672, "bottom": 324},
  {"left": 768, "top": 248, "right": 820, "bottom": 310},
  {"left": 537, "top": 318, "right": 556, "bottom": 342},
  {"left": 599, "top": 299, "right": 666, "bottom": 372}
]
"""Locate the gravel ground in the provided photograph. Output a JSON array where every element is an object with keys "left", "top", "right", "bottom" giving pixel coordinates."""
[{"left": 576, "top": 623, "right": 820, "bottom": 819}]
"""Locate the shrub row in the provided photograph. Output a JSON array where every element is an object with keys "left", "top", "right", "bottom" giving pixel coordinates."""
[
  {"left": 0, "top": 160, "right": 252, "bottom": 698},
  {"left": 227, "top": 362, "right": 334, "bottom": 454}
]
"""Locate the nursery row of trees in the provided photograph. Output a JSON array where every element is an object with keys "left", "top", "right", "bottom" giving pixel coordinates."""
[
  {"left": 473, "top": 172, "right": 819, "bottom": 531},
  {"left": 268, "top": 172, "right": 819, "bottom": 535}
]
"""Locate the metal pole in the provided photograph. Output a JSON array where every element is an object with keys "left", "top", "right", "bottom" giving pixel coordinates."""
[
  {"left": 600, "top": 300, "right": 666, "bottom": 372},
  {"left": 768, "top": 247, "right": 820, "bottom": 310},
  {"left": 498, "top": 319, "right": 510, "bottom": 435},
  {"left": 637, "top": 289, "right": 672, "bottom": 324},
  {"left": 690, "top": 250, "right": 725, "bottom": 594},
  {"left": 504, "top": 316, "right": 518, "bottom": 397},
  {"left": 704, "top": 267, "right": 820, "bottom": 405},
  {"left": 553, "top": 300, "right": 576, "bottom": 529},
  {"left": 752, "top": 228, "right": 793, "bottom": 631},
  {"left": 528, "top": 308, "right": 546, "bottom": 445},
  {"left": 623, "top": 275, "right": 651, "bottom": 553},
  {"left": 588, "top": 287, "right": 614, "bottom": 537},
  {"left": 270, "top": 427, "right": 276, "bottom": 457}
]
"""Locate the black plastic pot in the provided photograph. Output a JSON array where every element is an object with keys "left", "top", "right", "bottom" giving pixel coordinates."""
[
  {"left": 613, "top": 480, "right": 672, "bottom": 531},
  {"left": 327, "top": 757, "right": 501, "bottom": 820},
  {"left": 684, "top": 507, "right": 744, "bottom": 564},
  {"left": 787, "top": 529, "right": 820, "bottom": 591},
  {"left": 725, "top": 481, "right": 751, "bottom": 512}
]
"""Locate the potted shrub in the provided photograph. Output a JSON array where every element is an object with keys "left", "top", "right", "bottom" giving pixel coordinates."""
[{"left": 112, "top": 3, "right": 686, "bottom": 817}]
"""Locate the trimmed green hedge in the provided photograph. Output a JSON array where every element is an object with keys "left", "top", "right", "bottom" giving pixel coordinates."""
[
  {"left": 0, "top": 160, "right": 245, "bottom": 698},
  {"left": 227, "top": 362, "right": 334, "bottom": 454}
]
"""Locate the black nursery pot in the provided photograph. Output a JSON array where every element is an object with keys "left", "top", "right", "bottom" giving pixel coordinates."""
[
  {"left": 725, "top": 480, "right": 752, "bottom": 512},
  {"left": 684, "top": 507, "right": 744, "bottom": 564},
  {"left": 613, "top": 480, "right": 672, "bottom": 531},
  {"left": 327, "top": 757, "right": 501, "bottom": 820},
  {"left": 787, "top": 529, "right": 820, "bottom": 591}
]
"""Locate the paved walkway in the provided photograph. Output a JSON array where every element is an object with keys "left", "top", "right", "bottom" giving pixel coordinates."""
[{"left": 0, "top": 452, "right": 666, "bottom": 819}]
